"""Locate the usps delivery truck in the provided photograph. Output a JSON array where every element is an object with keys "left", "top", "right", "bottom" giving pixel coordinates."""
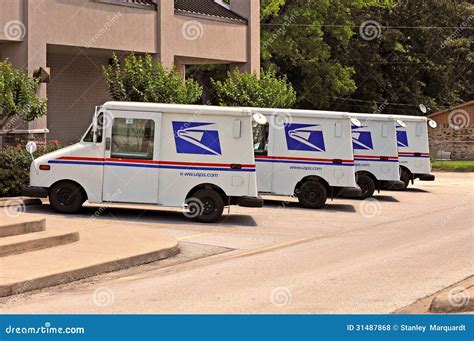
[
  {"left": 251, "top": 108, "right": 359, "bottom": 208},
  {"left": 23, "top": 102, "right": 264, "bottom": 223},
  {"left": 348, "top": 113, "right": 404, "bottom": 198},
  {"left": 387, "top": 114, "right": 436, "bottom": 189}
]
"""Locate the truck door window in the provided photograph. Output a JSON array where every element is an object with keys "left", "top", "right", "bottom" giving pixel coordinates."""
[
  {"left": 253, "top": 122, "right": 269, "bottom": 155},
  {"left": 111, "top": 118, "right": 155, "bottom": 160}
]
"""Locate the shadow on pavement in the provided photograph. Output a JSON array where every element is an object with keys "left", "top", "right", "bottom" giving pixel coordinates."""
[
  {"left": 23, "top": 204, "right": 258, "bottom": 227},
  {"left": 372, "top": 195, "right": 400, "bottom": 202},
  {"left": 263, "top": 199, "right": 356, "bottom": 213}
]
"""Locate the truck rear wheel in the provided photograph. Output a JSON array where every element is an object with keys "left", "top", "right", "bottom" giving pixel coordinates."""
[
  {"left": 189, "top": 189, "right": 224, "bottom": 223},
  {"left": 357, "top": 174, "right": 375, "bottom": 199},
  {"left": 297, "top": 180, "right": 327, "bottom": 209},
  {"left": 49, "top": 182, "right": 85, "bottom": 214}
]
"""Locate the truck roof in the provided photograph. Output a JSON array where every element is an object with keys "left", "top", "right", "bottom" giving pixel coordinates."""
[{"left": 102, "top": 102, "right": 252, "bottom": 117}]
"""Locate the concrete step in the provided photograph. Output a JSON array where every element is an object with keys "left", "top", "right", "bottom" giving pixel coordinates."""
[
  {"left": 0, "top": 219, "right": 46, "bottom": 238},
  {"left": 0, "top": 223, "right": 179, "bottom": 297},
  {"left": 0, "top": 229, "right": 80, "bottom": 257}
]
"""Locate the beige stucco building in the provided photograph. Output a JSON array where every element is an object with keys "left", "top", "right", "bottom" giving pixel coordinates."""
[{"left": 0, "top": 0, "right": 260, "bottom": 145}]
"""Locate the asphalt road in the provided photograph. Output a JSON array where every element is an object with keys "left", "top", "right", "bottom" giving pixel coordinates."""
[{"left": 1, "top": 172, "right": 472, "bottom": 313}]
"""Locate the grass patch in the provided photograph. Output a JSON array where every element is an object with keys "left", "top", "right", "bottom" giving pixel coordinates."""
[{"left": 431, "top": 160, "right": 474, "bottom": 172}]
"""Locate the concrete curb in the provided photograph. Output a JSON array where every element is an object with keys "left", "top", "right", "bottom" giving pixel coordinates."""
[
  {"left": 0, "top": 243, "right": 180, "bottom": 297},
  {"left": 0, "top": 198, "right": 42, "bottom": 208},
  {"left": 429, "top": 286, "right": 473, "bottom": 313},
  {"left": 0, "top": 219, "right": 46, "bottom": 238}
]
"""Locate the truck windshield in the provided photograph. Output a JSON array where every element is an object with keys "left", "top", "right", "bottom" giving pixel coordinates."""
[{"left": 83, "top": 113, "right": 104, "bottom": 143}]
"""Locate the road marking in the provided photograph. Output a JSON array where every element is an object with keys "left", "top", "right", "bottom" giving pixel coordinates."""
[
  {"left": 177, "top": 233, "right": 214, "bottom": 241},
  {"left": 230, "top": 235, "right": 320, "bottom": 259}
]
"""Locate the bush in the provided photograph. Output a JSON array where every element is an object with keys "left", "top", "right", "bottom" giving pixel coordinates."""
[
  {"left": 102, "top": 53, "right": 203, "bottom": 104},
  {"left": 0, "top": 142, "right": 62, "bottom": 197},
  {"left": 0, "top": 59, "right": 47, "bottom": 130},
  {"left": 211, "top": 68, "right": 296, "bottom": 108}
]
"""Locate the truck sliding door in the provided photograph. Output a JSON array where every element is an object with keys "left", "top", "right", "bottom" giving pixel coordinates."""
[{"left": 102, "top": 111, "right": 162, "bottom": 204}]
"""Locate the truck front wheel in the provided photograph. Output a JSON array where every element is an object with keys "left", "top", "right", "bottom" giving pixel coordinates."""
[
  {"left": 297, "top": 180, "right": 327, "bottom": 209},
  {"left": 49, "top": 182, "right": 85, "bottom": 214},
  {"left": 189, "top": 189, "right": 224, "bottom": 223}
]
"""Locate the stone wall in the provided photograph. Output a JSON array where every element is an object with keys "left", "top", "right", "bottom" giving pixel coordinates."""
[{"left": 429, "top": 124, "right": 474, "bottom": 160}]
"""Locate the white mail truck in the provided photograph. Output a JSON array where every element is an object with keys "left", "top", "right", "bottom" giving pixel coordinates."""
[
  {"left": 23, "top": 102, "right": 264, "bottom": 223},
  {"left": 387, "top": 114, "right": 436, "bottom": 189},
  {"left": 251, "top": 108, "right": 359, "bottom": 208},
  {"left": 348, "top": 113, "right": 404, "bottom": 198}
]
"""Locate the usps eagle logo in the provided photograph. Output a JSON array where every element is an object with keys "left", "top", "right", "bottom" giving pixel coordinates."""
[
  {"left": 173, "top": 121, "right": 222, "bottom": 155},
  {"left": 352, "top": 125, "right": 374, "bottom": 150},
  {"left": 284, "top": 123, "right": 326, "bottom": 152},
  {"left": 396, "top": 125, "right": 409, "bottom": 148}
]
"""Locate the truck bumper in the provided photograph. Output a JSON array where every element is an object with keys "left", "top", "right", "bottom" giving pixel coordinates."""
[
  {"left": 22, "top": 186, "right": 48, "bottom": 198},
  {"left": 237, "top": 196, "right": 264, "bottom": 208},
  {"left": 415, "top": 174, "right": 435, "bottom": 181},
  {"left": 334, "top": 186, "right": 362, "bottom": 198},
  {"left": 381, "top": 180, "right": 406, "bottom": 189}
]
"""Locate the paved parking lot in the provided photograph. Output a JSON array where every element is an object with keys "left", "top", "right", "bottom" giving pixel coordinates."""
[{"left": 0, "top": 172, "right": 472, "bottom": 314}]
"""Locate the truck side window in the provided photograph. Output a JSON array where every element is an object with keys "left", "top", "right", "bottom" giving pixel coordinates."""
[
  {"left": 111, "top": 118, "right": 154, "bottom": 160},
  {"left": 253, "top": 122, "right": 269, "bottom": 156},
  {"left": 83, "top": 113, "right": 104, "bottom": 143}
]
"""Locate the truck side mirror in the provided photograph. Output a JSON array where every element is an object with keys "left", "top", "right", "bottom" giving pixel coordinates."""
[{"left": 26, "top": 141, "right": 37, "bottom": 155}]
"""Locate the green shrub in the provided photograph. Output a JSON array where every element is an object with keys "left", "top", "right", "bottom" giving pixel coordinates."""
[
  {"left": 211, "top": 68, "right": 296, "bottom": 108},
  {"left": 103, "top": 53, "right": 203, "bottom": 104},
  {"left": 0, "top": 59, "right": 47, "bottom": 130},
  {"left": 0, "top": 142, "right": 62, "bottom": 197}
]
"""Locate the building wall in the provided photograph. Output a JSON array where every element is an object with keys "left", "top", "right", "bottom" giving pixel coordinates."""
[
  {"left": 46, "top": 52, "right": 111, "bottom": 144},
  {"left": 428, "top": 102, "right": 474, "bottom": 160},
  {"left": 0, "top": 0, "right": 260, "bottom": 146},
  {"left": 429, "top": 125, "right": 474, "bottom": 161}
]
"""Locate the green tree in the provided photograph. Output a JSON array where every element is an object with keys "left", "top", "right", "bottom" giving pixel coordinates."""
[
  {"left": 0, "top": 60, "right": 46, "bottom": 130},
  {"left": 211, "top": 68, "right": 296, "bottom": 108},
  {"left": 260, "top": 1, "right": 398, "bottom": 109},
  {"left": 336, "top": 0, "right": 473, "bottom": 115},
  {"left": 103, "top": 53, "right": 202, "bottom": 104}
]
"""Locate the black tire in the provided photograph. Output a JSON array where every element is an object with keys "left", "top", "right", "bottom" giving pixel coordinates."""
[
  {"left": 356, "top": 174, "right": 376, "bottom": 199},
  {"left": 400, "top": 168, "right": 411, "bottom": 190},
  {"left": 189, "top": 189, "right": 224, "bottom": 223},
  {"left": 49, "top": 182, "right": 85, "bottom": 214},
  {"left": 297, "top": 180, "right": 327, "bottom": 209}
]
